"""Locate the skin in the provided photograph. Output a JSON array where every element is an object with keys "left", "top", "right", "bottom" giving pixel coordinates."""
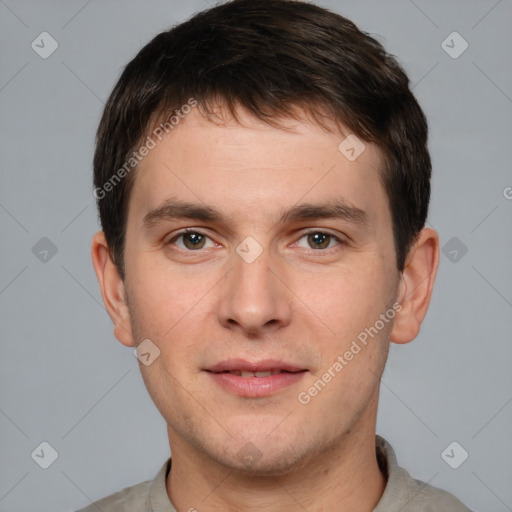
[{"left": 92, "top": 103, "right": 439, "bottom": 511}]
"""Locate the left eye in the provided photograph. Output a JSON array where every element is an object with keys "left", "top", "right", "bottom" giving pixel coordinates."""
[
  {"left": 296, "top": 232, "right": 341, "bottom": 250},
  {"left": 170, "top": 231, "right": 215, "bottom": 250}
]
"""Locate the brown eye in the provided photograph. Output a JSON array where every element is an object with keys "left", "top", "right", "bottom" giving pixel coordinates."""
[
  {"left": 306, "top": 232, "right": 332, "bottom": 249},
  {"left": 182, "top": 232, "right": 206, "bottom": 250},
  {"left": 170, "top": 231, "right": 214, "bottom": 250}
]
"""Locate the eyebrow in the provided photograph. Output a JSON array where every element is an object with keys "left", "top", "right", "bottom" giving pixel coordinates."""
[
  {"left": 142, "top": 198, "right": 369, "bottom": 230},
  {"left": 142, "top": 200, "right": 223, "bottom": 229},
  {"left": 279, "top": 201, "right": 368, "bottom": 226}
]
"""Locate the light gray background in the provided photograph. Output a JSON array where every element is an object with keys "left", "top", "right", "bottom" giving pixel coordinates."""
[{"left": 1, "top": 1, "right": 511, "bottom": 511}]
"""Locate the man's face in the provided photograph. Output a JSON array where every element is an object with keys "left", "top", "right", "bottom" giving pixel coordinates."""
[{"left": 121, "top": 105, "right": 400, "bottom": 473}]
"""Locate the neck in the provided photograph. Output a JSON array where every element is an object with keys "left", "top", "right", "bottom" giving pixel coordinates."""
[{"left": 166, "top": 404, "right": 386, "bottom": 511}]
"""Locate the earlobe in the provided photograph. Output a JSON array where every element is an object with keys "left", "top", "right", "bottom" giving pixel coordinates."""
[
  {"left": 390, "top": 227, "right": 440, "bottom": 345},
  {"left": 91, "top": 231, "right": 135, "bottom": 347}
]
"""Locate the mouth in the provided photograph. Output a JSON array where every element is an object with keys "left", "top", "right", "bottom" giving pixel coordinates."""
[
  {"left": 215, "top": 369, "right": 294, "bottom": 377},
  {"left": 204, "top": 359, "right": 308, "bottom": 397}
]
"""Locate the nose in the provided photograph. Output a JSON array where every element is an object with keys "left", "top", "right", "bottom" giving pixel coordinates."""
[{"left": 216, "top": 247, "right": 292, "bottom": 337}]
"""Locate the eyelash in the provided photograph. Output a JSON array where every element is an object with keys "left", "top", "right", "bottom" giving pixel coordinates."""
[
  {"left": 167, "top": 229, "right": 216, "bottom": 250},
  {"left": 296, "top": 230, "right": 346, "bottom": 250},
  {"left": 166, "top": 228, "right": 346, "bottom": 252}
]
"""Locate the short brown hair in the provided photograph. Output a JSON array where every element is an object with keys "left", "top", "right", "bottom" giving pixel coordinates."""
[{"left": 93, "top": 0, "right": 431, "bottom": 280}]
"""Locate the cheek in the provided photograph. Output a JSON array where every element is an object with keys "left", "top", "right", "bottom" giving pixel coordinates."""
[
  {"left": 125, "top": 260, "right": 218, "bottom": 389},
  {"left": 126, "top": 257, "right": 211, "bottom": 338},
  {"left": 291, "top": 258, "right": 391, "bottom": 341}
]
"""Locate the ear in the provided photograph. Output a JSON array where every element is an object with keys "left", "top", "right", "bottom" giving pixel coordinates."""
[
  {"left": 390, "top": 227, "right": 440, "bottom": 344},
  {"left": 91, "top": 231, "right": 135, "bottom": 347}
]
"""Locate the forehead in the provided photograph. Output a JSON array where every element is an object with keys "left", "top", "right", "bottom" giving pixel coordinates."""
[{"left": 128, "top": 105, "right": 389, "bottom": 229}]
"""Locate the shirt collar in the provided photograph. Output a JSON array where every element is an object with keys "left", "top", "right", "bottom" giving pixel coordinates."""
[
  {"left": 147, "top": 456, "right": 175, "bottom": 512},
  {"left": 373, "top": 434, "right": 418, "bottom": 510}
]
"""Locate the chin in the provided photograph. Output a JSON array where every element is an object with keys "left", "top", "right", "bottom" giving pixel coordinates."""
[
  {"left": 225, "top": 441, "right": 313, "bottom": 477},
  {"left": 205, "top": 422, "right": 317, "bottom": 476}
]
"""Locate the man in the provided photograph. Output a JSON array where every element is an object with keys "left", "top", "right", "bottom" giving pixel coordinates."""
[{"left": 82, "top": 0, "right": 472, "bottom": 510}]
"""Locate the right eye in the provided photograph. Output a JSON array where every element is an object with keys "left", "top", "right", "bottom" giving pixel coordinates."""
[{"left": 168, "top": 230, "right": 215, "bottom": 251}]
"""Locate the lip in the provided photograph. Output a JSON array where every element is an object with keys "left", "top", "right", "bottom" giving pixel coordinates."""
[
  {"left": 205, "top": 359, "right": 305, "bottom": 373},
  {"left": 204, "top": 359, "right": 307, "bottom": 398}
]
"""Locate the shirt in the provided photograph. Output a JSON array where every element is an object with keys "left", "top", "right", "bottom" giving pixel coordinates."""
[{"left": 76, "top": 435, "right": 472, "bottom": 511}]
